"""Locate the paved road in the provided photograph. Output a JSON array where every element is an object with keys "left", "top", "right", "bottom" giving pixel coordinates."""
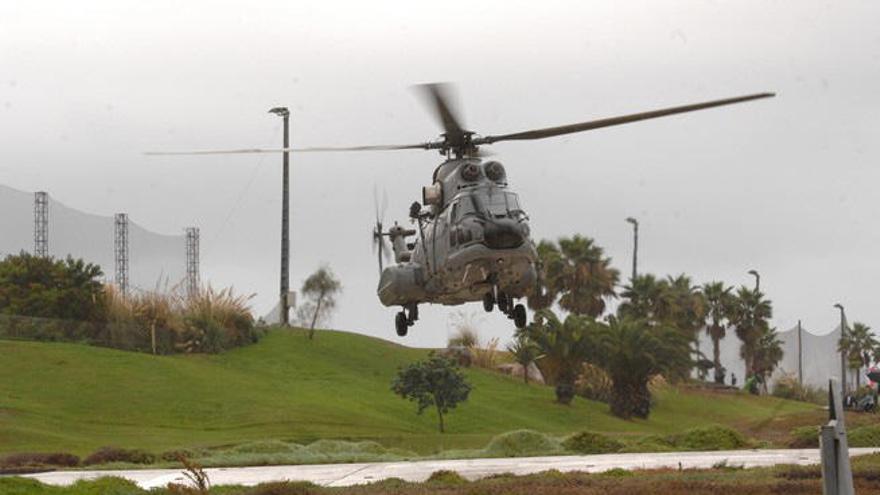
[{"left": 23, "top": 448, "right": 880, "bottom": 489}]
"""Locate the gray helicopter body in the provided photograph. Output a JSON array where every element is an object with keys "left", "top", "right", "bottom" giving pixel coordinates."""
[{"left": 378, "top": 158, "right": 537, "bottom": 311}]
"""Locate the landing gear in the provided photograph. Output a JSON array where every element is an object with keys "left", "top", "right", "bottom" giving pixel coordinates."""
[
  {"left": 513, "top": 304, "right": 527, "bottom": 329},
  {"left": 395, "top": 312, "right": 408, "bottom": 337},
  {"left": 482, "top": 292, "right": 495, "bottom": 312},
  {"left": 395, "top": 304, "right": 419, "bottom": 337},
  {"left": 497, "top": 291, "right": 511, "bottom": 313}
]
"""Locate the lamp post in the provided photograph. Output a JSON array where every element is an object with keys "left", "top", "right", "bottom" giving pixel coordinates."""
[
  {"left": 625, "top": 217, "right": 638, "bottom": 282},
  {"left": 748, "top": 269, "right": 760, "bottom": 292},
  {"left": 269, "top": 107, "right": 291, "bottom": 326},
  {"left": 834, "top": 303, "right": 847, "bottom": 400}
]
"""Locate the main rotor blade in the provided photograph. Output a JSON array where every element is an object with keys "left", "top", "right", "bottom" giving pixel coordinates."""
[
  {"left": 145, "top": 143, "right": 434, "bottom": 156},
  {"left": 415, "top": 83, "right": 468, "bottom": 142},
  {"left": 474, "top": 93, "right": 775, "bottom": 145}
]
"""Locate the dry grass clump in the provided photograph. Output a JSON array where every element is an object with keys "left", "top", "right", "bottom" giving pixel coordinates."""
[
  {"left": 0, "top": 452, "right": 79, "bottom": 473},
  {"left": 83, "top": 446, "right": 155, "bottom": 465},
  {"left": 102, "top": 283, "right": 259, "bottom": 354},
  {"left": 447, "top": 312, "right": 500, "bottom": 369}
]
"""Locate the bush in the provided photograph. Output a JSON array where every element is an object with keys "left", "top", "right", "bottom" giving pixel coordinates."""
[
  {"left": 617, "top": 434, "right": 675, "bottom": 453},
  {"left": 850, "top": 425, "right": 880, "bottom": 447},
  {"left": 669, "top": 425, "right": 748, "bottom": 451},
  {"left": 561, "top": 431, "right": 623, "bottom": 454},
  {"left": 245, "top": 481, "right": 321, "bottom": 495},
  {"left": 772, "top": 373, "right": 825, "bottom": 404},
  {"left": 0, "top": 452, "right": 80, "bottom": 472},
  {"left": 83, "top": 446, "right": 156, "bottom": 465},
  {"left": 483, "top": 430, "right": 563, "bottom": 457},
  {"left": 788, "top": 425, "right": 819, "bottom": 448},
  {"left": 575, "top": 363, "right": 613, "bottom": 403},
  {"left": 426, "top": 469, "right": 468, "bottom": 484}
]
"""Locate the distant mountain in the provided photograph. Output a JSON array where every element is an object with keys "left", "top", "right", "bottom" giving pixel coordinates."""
[{"left": 0, "top": 184, "right": 185, "bottom": 291}]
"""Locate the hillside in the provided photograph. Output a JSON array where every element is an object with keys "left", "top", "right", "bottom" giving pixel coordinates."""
[{"left": 0, "top": 329, "right": 818, "bottom": 457}]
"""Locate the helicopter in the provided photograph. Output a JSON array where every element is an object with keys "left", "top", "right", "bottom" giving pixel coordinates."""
[{"left": 150, "top": 84, "right": 774, "bottom": 337}]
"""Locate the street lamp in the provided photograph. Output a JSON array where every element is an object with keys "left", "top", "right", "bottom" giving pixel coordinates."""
[
  {"left": 834, "top": 303, "right": 847, "bottom": 400},
  {"left": 269, "top": 107, "right": 291, "bottom": 326},
  {"left": 625, "top": 217, "right": 638, "bottom": 282},
  {"left": 748, "top": 269, "right": 760, "bottom": 292}
]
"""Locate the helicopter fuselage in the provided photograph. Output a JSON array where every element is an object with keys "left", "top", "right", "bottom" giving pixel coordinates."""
[{"left": 377, "top": 157, "right": 537, "bottom": 308}]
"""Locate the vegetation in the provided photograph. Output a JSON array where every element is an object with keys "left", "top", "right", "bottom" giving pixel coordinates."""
[
  {"left": 702, "top": 281, "right": 734, "bottom": 384},
  {"left": 839, "top": 322, "right": 879, "bottom": 389},
  {"left": 522, "top": 310, "right": 593, "bottom": 404},
  {"left": 561, "top": 431, "right": 623, "bottom": 454},
  {"left": 391, "top": 353, "right": 472, "bottom": 433},
  {"left": 0, "top": 329, "right": 820, "bottom": 460},
  {"left": 294, "top": 266, "right": 342, "bottom": 338},
  {"left": 729, "top": 287, "right": 774, "bottom": 386},
  {"left": 527, "top": 235, "right": 619, "bottom": 316},
  {"left": 0, "top": 252, "right": 105, "bottom": 322},
  {"left": 6, "top": 454, "right": 880, "bottom": 494},
  {"left": 506, "top": 333, "right": 542, "bottom": 384}
]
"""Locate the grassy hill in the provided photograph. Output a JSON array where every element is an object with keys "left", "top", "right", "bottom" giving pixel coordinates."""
[{"left": 0, "top": 328, "right": 819, "bottom": 457}]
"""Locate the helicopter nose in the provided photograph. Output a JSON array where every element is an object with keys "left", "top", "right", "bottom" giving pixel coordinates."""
[{"left": 483, "top": 219, "right": 524, "bottom": 249}]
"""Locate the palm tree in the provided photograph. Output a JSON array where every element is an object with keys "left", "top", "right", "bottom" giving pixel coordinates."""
[
  {"left": 752, "top": 326, "right": 784, "bottom": 394},
  {"left": 529, "top": 235, "right": 619, "bottom": 317},
  {"left": 591, "top": 316, "right": 692, "bottom": 419},
  {"left": 523, "top": 309, "right": 594, "bottom": 404},
  {"left": 729, "top": 286, "right": 773, "bottom": 380},
  {"left": 618, "top": 274, "right": 666, "bottom": 321},
  {"left": 702, "top": 281, "right": 734, "bottom": 384},
  {"left": 839, "top": 322, "right": 879, "bottom": 389},
  {"left": 661, "top": 275, "right": 706, "bottom": 341},
  {"left": 507, "top": 333, "right": 543, "bottom": 384}
]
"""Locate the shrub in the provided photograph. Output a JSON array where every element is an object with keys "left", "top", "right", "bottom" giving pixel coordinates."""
[
  {"left": 617, "top": 434, "right": 675, "bottom": 453},
  {"left": 850, "top": 425, "right": 880, "bottom": 447},
  {"left": 245, "top": 481, "right": 320, "bottom": 495},
  {"left": 575, "top": 363, "right": 613, "bottom": 403},
  {"left": 772, "top": 373, "right": 825, "bottom": 404},
  {"left": 426, "top": 469, "right": 468, "bottom": 484},
  {"left": 83, "top": 446, "right": 156, "bottom": 465},
  {"left": 669, "top": 425, "right": 748, "bottom": 451},
  {"left": 483, "top": 430, "right": 563, "bottom": 457},
  {"left": 788, "top": 425, "right": 819, "bottom": 448},
  {"left": 0, "top": 452, "right": 80, "bottom": 471},
  {"left": 601, "top": 467, "right": 633, "bottom": 477},
  {"left": 561, "top": 431, "right": 623, "bottom": 454}
]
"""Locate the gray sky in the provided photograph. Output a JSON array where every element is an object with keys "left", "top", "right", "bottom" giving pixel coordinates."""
[{"left": 2, "top": 0, "right": 878, "bottom": 347}]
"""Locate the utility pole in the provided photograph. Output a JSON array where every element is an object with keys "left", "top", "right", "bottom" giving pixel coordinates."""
[
  {"left": 269, "top": 107, "right": 291, "bottom": 326},
  {"left": 834, "top": 303, "right": 847, "bottom": 400},
  {"left": 748, "top": 269, "right": 760, "bottom": 292},
  {"left": 797, "top": 320, "right": 803, "bottom": 386},
  {"left": 625, "top": 217, "right": 638, "bottom": 281},
  {"left": 114, "top": 213, "right": 130, "bottom": 297},
  {"left": 34, "top": 191, "right": 49, "bottom": 257}
]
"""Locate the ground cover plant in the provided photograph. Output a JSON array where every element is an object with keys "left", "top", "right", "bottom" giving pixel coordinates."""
[{"left": 5, "top": 453, "right": 880, "bottom": 494}]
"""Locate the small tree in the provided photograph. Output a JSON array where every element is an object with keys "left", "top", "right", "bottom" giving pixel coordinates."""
[
  {"left": 296, "top": 265, "right": 342, "bottom": 339},
  {"left": 391, "top": 353, "right": 471, "bottom": 433},
  {"left": 507, "top": 333, "right": 542, "bottom": 384}
]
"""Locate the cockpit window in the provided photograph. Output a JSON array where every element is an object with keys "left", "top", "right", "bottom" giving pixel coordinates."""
[{"left": 486, "top": 191, "right": 522, "bottom": 217}]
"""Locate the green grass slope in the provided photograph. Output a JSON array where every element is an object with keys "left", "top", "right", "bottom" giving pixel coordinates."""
[{"left": 0, "top": 329, "right": 816, "bottom": 456}]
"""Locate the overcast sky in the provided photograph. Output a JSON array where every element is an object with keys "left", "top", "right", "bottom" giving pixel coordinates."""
[{"left": 2, "top": 1, "right": 878, "bottom": 347}]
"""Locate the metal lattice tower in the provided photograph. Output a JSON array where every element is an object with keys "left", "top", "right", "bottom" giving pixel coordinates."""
[
  {"left": 114, "top": 213, "right": 129, "bottom": 296},
  {"left": 34, "top": 191, "right": 49, "bottom": 257},
  {"left": 185, "top": 227, "right": 200, "bottom": 298}
]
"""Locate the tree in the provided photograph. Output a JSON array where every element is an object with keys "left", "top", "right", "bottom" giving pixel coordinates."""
[
  {"left": 591, "top": 315, "right": 692, "bottom": 419},
  {"left": 0, "top": 252, "right": 106, "bottom": 322},
  {"left": 507, "top": 333, "right": 542, "bottom": 384},
  {"left": 527, "top": 235, "right": 619, "bottom": 317},
  {"left": 702, "top": 281, "right": 735, "bottom": 384},
  {"left": 840, "top": 322, "right": 878, "bottom": 389},
  {"left": 522, "top": 309, "right": 594, "bottom": 404},
  {"left": 391, "top": 353, "right": 471, "bottom": 433},
  {"left": 751, "top": 326, "right": 783, "bottom": 394},
  {"left": 296, "top": 266, "right": 342, "bottom": 339},
  {"left": 729, "top": 286, "right": 773, "bottom": 383}
]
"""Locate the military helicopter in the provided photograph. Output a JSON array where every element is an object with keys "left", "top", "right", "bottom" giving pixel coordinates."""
[{"left": 151, "top": 84, "right": 774, "bottom": 337}]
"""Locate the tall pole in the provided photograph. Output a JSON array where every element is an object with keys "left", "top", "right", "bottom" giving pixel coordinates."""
[
  {"left": 269, "top": 107, "right": 291, "bottom": 326},
  {"left": 797, "top": 320, "right": 803, "bottom": 386},
  {"left": 626, "top": 217, "right": 638, "bottom": 281},
  {"left": 748, "top": 269, "right": 760, "bottom": 292},
  {"left": 835, "top": 303, "right": 847, "bottom": 400}
]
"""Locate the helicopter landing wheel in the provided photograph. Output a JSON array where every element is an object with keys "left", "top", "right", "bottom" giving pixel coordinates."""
[
  {"left": 497, "top": 291, "right": 510, "bottom": 314},
  {"left": 482, "top": 292, "right": 495, "bottom": 312},
  {"left": 513, "top": 304, "right": 527, "bottom": 329},
  {"left": 395, "top": 311, "right": 408, "bottom": 337},
  {"left": 406, "top": 304, "right": 419, "bottom": 325}
]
